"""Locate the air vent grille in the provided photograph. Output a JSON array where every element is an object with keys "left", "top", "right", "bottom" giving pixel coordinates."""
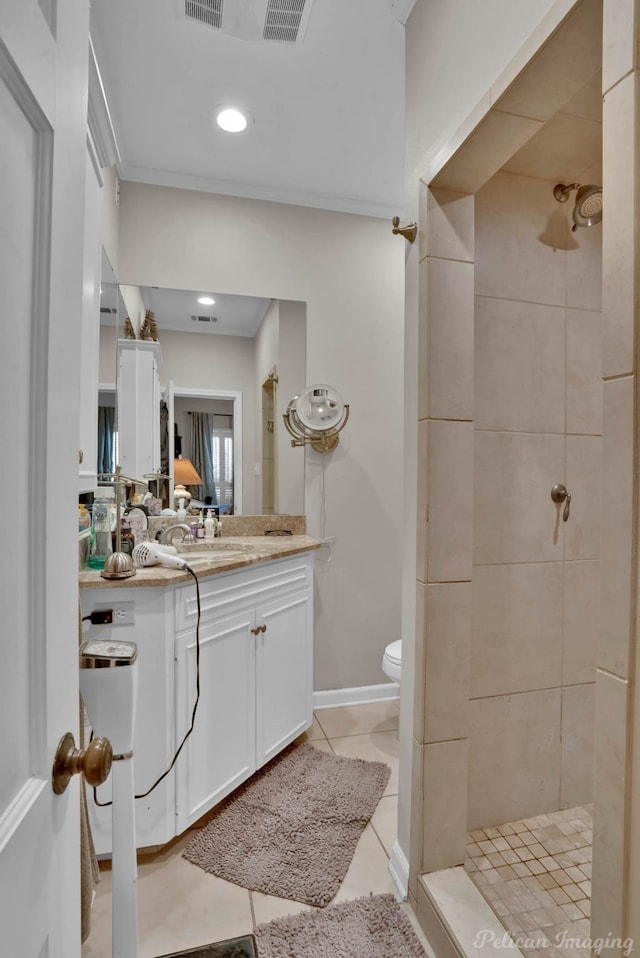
[
  {"left": 263, "top": 0, "right": 306, "bottom": 42},
  {"left": 191, "top": 314, "right": 219, "bottom": 324},
  {"left": 100, "top": 307, "right": 118, "bottom": 315},
  {"left": 185, "top": 0, "right": 223, "bottom": 29}
]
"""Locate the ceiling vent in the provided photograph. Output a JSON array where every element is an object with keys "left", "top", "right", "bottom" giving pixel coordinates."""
[
  {"left": 263, "top": 0, "right": 307, "bottom": 42},
  {"left": 183, "top": 0, "right": 313, "bottom": 42},
  {"left": 185, "top": 0, "right": 223, "bottom": 29},
  {"left": 191, "top": 314, "right": 219, "bottom": 324}
]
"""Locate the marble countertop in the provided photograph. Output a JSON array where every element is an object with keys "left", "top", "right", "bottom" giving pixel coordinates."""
[{"left": 79, "top": 535, "right": 321, "bottom": 589}]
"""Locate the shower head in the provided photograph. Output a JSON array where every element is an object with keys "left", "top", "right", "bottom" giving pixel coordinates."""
[{"left": 553, "top": 182, "right": 603, "bottom": 232}]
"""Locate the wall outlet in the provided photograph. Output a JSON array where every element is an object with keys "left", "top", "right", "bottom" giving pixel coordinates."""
[{"left": 113, "top": 601, "right": 135, "bottom": 626}]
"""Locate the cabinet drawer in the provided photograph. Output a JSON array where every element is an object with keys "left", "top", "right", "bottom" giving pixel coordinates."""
[{"left": 175, "top": 553, "right": 313, "bottom": 631}]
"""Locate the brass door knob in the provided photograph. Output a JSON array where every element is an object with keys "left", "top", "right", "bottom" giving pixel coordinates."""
[{"left": 52, "top": 731, "right": 113, "bottom": 795}]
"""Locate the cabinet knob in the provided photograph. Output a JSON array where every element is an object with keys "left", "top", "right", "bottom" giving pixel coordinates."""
[{"left": 251, "top": 624, "right": 267, "bottom": 635}]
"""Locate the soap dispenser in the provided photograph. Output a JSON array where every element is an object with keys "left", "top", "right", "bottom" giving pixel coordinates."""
[
  {"left": 204, "top": 510, "right": 215, "bottom": 539},
  {"left": 176, "top": 498, "right": 187, "bottom": 522}
]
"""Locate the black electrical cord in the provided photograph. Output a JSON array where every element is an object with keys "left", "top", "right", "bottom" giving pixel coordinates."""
[{"left": 92, "top": 564, "right": 201, "bottom": 807}]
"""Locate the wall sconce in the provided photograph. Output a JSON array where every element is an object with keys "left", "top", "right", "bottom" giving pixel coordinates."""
[
  {"left": 173, "top": 457, "right": 202, "bottom": 504},
  {"left": 283, "top": 384, "right": 350, "bottom": 453}
]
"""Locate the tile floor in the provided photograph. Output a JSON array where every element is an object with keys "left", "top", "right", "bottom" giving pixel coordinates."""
[
  {"left": 82, "top": 699, "right": 434, "bottom": 958},
  {"left": 465, "top": 805, "right": 593, "bottom": 957}
]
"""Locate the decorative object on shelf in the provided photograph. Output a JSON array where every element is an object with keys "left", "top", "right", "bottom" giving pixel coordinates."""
[
  {"left": 139, "top": 308, "right": 159, "bottom": 341},
  {"left": 123, "top": 317, "right": 136, "bottom": 340},
  {"left": 174, "top": 456, "right": 202, "bottom": 504},
  {"left": 283, "top": 384, "right": 349, "bottom": 453}
]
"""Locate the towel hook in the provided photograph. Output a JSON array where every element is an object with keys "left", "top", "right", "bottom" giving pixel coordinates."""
[{"left": 392, "top": 216, "right": 417, "bottom": 244}]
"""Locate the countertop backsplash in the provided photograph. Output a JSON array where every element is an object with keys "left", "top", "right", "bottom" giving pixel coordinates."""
[{"left": 146, "top": 513, "right": 307, "bottom": 540}]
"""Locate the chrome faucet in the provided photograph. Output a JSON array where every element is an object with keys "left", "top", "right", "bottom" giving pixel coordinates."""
[{"left": 158, "top": 523, "right": 194, "bottom": 545}]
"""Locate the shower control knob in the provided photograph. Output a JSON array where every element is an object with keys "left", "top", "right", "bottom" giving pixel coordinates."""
[
  {"left": 551, "top": 483, "right": 572, "bottom": 522},
  {"left": 52, "top": 731, "right": 113, "bottom": 795}
]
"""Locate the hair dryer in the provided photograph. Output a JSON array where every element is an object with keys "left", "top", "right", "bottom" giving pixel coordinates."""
[{"left": 132, "top": 541, "right": 189, "bottom": 569}]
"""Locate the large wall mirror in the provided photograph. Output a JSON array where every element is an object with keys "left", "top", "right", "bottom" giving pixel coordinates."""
[{"left": 98, "top": 266, "right": 306, "bottom": 516}]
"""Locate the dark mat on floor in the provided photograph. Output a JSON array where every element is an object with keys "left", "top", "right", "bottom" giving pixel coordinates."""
[{"left": 155, "top": 935, "right": 257, "bottom": 958}]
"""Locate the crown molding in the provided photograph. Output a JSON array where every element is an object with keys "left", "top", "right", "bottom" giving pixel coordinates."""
[{"left": 87, "top": 35, "right": 121, "bottom": 170}]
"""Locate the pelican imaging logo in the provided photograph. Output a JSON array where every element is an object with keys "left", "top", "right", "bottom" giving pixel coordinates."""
[{"left": 473, "top": 929, "right": 634, "bottom": 955}]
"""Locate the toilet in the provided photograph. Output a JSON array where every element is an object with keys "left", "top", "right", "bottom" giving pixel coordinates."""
[{"left": 381, "top": 640, "right": 402, "bottom": 684}]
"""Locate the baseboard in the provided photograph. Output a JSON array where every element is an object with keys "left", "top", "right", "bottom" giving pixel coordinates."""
[
  {"left": 388, "top": 840, "right": 409, "bottom": 899},
  {"left": 313, "top": 683, "right": 399, "bottom": 709}
]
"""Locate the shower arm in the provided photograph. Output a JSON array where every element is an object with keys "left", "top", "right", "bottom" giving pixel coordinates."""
[{"left": 553, "top": 183, "right": 580, "bottom": 203}]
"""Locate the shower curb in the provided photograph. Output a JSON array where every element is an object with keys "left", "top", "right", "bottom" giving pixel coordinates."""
[{"left": 416, "top": 867, "right": 525, "bottom": 957}]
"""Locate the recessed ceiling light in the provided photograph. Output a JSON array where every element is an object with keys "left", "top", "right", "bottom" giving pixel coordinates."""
[
  {"left": 216, "top": 107, "right": 248, "bottom": 133},
  {"left": 198, "top": 296, "right": 215, "bottom": 306}
]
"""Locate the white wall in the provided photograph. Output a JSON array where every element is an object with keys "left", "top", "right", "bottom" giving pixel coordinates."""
[
  {"left": 116, "top": 181, "right": 404, "bottom": 691},
  {"left": 101, "top": 163, "right": 120, "bottom": 275},
  {"left": 405, "top": 0, "right": 560, "bottom": 207}
]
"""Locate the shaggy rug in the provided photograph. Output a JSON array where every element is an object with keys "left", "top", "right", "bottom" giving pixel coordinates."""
[
  {"left": 254, "top": 894, "right": 428, "bottom": 958},
  {"left": 183, "top": 743, "right": 391, "bottom": 906}
]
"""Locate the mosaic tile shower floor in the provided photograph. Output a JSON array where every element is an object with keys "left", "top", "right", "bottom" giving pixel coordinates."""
[{"left": 465, "top": 805, "right": 593, "bottom": 957}]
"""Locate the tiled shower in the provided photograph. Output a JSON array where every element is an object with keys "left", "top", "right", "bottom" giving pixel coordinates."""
[
  {"left": 466, "top": 147, "right": 602, "bottom": 944},
  {"left": 412, "top": 0, "right": 639, "bottom": 949},
  {"left": 469, "top": 164, "right": 602, "bottom": 830}
]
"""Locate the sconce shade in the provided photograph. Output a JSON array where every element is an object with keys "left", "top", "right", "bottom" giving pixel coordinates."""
[{"left": 174, "top": 457, "right": 202, "bottom": 485}]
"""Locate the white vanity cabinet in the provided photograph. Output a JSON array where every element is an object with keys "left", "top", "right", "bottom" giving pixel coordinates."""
[
  {"left": 173, "top": 554, "right": 313, "bottom": 832},
  {"left": 81, "top": 551, "right": 314, "bottom": 855}
]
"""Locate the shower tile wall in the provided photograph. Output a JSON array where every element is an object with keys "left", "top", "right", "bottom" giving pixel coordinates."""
[{"left": 470, "top": 170, "right": 602, "bottom": 830}]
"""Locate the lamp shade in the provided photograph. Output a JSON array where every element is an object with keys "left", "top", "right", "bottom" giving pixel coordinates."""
[{"left": 174, "top": 457, "right": 202, "bottom": 485}]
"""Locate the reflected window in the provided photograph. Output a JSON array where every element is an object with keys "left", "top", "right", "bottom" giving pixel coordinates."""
[{"left": 212, "top": 428, "right": 233, "bottom": 507}]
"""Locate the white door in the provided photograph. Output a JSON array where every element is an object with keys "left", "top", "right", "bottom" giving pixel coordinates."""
[{"left": 0, "top": 2, "right": 91, "bottom": 955}]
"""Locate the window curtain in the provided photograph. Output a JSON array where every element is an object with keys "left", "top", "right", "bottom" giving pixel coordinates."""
[
  {"left": 97, "top": 405, "right": 115, "bottom": 477},
  {"left": 190, "top": 411, "right": 218, "bottom": 504}
]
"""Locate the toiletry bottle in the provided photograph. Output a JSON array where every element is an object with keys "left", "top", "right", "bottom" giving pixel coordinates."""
[
  {"left": 196, "top": 509, "right": 205, "bottom": 539},
  {"left": 204, "top": 510, "right": 214, "bottom": 539},
  {"left": 176, "top": 498, "right": 187, "bottom": 522},
  {"left": 92, "top": 501, "right": 112, "bottom": 560}
]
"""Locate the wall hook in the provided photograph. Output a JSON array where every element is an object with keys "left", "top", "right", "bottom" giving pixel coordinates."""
[{"left": 392, "top": 215, "right": 417, "bottom": 244}]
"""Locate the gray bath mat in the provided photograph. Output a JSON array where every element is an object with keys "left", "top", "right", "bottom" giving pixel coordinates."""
[
  {"left": 254, "top": 894, "right": 428, "bottom": 957},
  {"left": 183, "top": 743, "right": 390, "bottom": 906}
]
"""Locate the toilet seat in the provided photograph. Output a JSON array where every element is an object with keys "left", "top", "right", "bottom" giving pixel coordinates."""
[{"left": 382, "top": 640, "right": 402, "bottom": 684}]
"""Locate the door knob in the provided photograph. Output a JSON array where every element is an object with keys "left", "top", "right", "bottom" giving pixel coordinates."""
[
  {"left": 551, "top": 483, "right": 571, "bottom": 522},
  {"left": 52, "top": 731, "right": 113, "bottom": 795}
]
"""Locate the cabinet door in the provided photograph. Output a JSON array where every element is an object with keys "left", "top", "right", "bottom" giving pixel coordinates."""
[
  {"left": 175, "top": 610, "right": 256, "bottom": 833},
  {"left": 255, "top": 589, "right": 313, "bottom": 767}
]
